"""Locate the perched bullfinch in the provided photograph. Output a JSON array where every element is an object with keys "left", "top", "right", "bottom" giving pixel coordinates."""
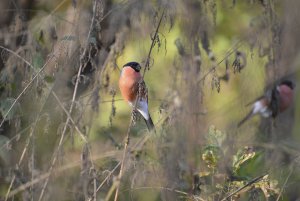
[
  {"left": 119, "top": 62, "right": 155, "bottom": 132},
  {"left": 238, "top": 80, "right": 295, "bottom": 127}
]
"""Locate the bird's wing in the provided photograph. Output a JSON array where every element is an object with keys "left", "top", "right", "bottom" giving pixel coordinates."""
[
  {"left": 269, "top": 87, "right": 280, "bottom": 117},
  {"left": 137, "top": 80, "right": 148, "bottom": 102},
  {"left": 245, "top": 95, "right": 265, "bottom": 107},
  {"left": 245, "top": 85, "right": 275, "bottom": 107},
  {"left": 136, "top": 80, "right": 155, "bottom": 132}
]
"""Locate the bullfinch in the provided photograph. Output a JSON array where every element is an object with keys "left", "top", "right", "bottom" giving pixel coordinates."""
[
  {"left": 238, "top": 80, "right": 295, "bottom": 127},
  {"left": 119, "top": 62, "right": 155, "bottom": 132}
]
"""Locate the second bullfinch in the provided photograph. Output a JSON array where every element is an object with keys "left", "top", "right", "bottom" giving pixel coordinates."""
[
  {"left": 238, "top": 80, "right": 295, "bottom": 127},
  {"left": 119, "top": 62, "right": 155, "bottom": 132}
]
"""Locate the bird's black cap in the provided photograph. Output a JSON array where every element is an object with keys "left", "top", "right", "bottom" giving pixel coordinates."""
[
  {"left": 280, "top": 80, "right": 295, "bottom": 90},
  {"left": 123, "top": 62, "right": 141, "bottom": 72}
]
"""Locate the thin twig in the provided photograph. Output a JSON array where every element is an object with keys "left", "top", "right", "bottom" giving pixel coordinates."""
[
  {"left": 0, "top": 46, "right": 87, "bottom": 142},
  {"left": 37, "top": 0, "right": 102, "bottom": 199},
  {"left": 113, "top": 8, "right": 165, "bottom": 201},
  {"left": 197, "top": 40, "right": 244, "bottom": 83},
  {"left": 276, "top": 163, "right": 295, "bottom": 201},
  {"left": 3, "top": 89, "right": 53, "bottom": 201},
  {"left": 7, "top": 150, "right": 120, "bottom": 198},
  {"left": 112, "top": 113, "right": 134, "bottom": 201},
  {"left": 220, "top": 174, "right": 267, "bottom": 201},
  {"left": 50, "top": 91, "right": 87, "bottom": 142},
  {"left": 0, "top": 46, "right": 54, "bottom": 128},
  {"left": 6, "top": 121, "right": 157, "bottom": 198},
  {"left": 4, "top": 130, "right": 34, "bottom": 201},
  {"left": 0, "top": 6, "right": 94, "bottom": 201},
  {"left": 7, "top": 129, "right": 158, "bottom": 198},
  {"left": 87, "top": 162, "right": 121, "bottom": 201},
  {"left": 38, "top": 38, "right": 80, "bottom": 201},
  {"left": 124, "top": 186, "right": 189, "bottom": 197},
  {"left": 0, "top": 125, "right": 31, "bottom": 151},
  {"left": 0, "top": 1, "right": 93, "bottom": 200},
  {"left": 142, "top": 8, "right": 165, "bottom": 78}
]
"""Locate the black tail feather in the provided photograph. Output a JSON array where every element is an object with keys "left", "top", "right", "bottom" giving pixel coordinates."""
[
  {"left": 144, "top": 115, "right": 155, "bottom": 132},
  {"left": 237, "top": 111, "right": 254, "bottom": 128}
]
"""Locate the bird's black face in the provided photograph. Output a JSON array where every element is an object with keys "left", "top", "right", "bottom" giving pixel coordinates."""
[
  {"left": 123, "top": 62, "right": 141, "bottom": 72},
  {"left": 280, "top": 80, "right": 295, "bottom": 90}
]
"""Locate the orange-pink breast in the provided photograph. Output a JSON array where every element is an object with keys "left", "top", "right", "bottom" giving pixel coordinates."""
[
  {"left": 119, "top": 67, "right": 142, "bottom": 103},
  {"left": 279, "top": 85, "right": 293, "bottom": 112}
]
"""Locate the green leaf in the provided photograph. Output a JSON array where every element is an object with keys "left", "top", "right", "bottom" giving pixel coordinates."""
[
  {"left": 232, "top": 147, "right": 264, "bottom": 178},
  {"left": 10, "top": 83, "right": 17, "bottom": 93},
  {"left": 202, "top": 145, "right": 222, "bottom": 169},
  {"left": 44, "top": 75, "right": 55, "bottom": 83},
  {"left": 33, "top": 52, "right": 44, "bottom": 69}
]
